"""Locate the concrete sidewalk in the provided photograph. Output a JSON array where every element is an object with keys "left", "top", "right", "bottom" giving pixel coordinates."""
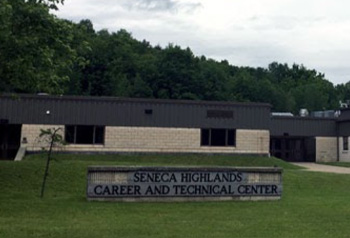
[{"left": 292, "top": 162, "right": 350, "bottom": 174}]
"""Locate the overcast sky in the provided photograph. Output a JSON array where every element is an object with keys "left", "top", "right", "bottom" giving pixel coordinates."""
[{"left": 56, "top": 0, "right": 350, "bottom": 85}]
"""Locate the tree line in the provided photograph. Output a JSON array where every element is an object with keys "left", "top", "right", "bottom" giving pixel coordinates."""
[{"left": 1, "top": 0, "right": 350, "bottom": 113}]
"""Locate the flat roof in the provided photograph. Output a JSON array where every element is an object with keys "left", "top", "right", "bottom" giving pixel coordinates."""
[{"left": 0, "top": 93, "right": 272, "bottom": 108}]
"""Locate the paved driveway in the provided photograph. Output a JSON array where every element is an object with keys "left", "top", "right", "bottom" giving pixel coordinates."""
[{"left": 292, "top": 162, "right": 350, "bottom": 174}]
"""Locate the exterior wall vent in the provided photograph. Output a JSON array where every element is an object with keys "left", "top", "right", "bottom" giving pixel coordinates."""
[
  {"left": 207, "top": 110, "right": 233, "bottom": 119},
  {"left": 145, "top": 109, "right": 153, "bottom": 115}
]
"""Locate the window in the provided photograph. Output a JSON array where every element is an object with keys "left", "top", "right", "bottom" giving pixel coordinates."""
[
  {"left": 65, "top": 125, "right": 104, "bottom": 144},
  {"left": 201, "top": 129, "right": 235, "bottom": 147},
  {"left": 343, "top": 137, "right": 349, "bottom": 151}
]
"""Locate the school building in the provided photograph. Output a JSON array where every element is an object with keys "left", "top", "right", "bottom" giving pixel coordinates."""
[{"left": 1, "top": 94, "right": 350, "bottom": 162}]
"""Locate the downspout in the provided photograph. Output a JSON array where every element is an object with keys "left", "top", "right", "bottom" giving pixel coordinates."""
[{"left": 336, "top": 121, "right": 339, "bottom": 162}]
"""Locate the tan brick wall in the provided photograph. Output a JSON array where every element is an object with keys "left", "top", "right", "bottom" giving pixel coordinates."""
[
  {"left": 22, "top": 124, "right": 105, "bottom": 152},
  {"left": 21, "top": 124, "right": 269, "bottom": 155},
  {"left": 21, "top": 124, "right": 64, "bottom": 151},
  {"left": 316, "top": 137, "right": 337, "bottom": 162},
  {"left": 104, "top": 127, "right": 200, "bottom": 152},
  {"left": 236, "top": 129, "right": 270, "bottom": 154},
  {"left": 104, "top": 127, "right": 269, "bottom": 154}
]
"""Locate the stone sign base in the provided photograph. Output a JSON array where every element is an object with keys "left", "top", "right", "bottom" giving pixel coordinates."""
[{"left": 87, "top": 166, "right": 283, "bottom": 202}]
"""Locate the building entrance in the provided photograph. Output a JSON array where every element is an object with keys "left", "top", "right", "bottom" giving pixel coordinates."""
[
  {"left": 270, "top": 136, "right": 315, "bottom": 162},
  {"left": 0, "top": 124, "right": 22, "bottom": 160}
]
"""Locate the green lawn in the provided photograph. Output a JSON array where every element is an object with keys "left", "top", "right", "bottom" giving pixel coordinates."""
[{"left": 1, "top": 154, "right": 350, "bottom": 238}]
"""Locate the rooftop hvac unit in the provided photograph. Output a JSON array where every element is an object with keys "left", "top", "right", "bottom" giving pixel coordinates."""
[
  {"left": 299, "top": 108, "right": 309, "bottom": 117},
  {"left": 340, "top": 100, "right": 348, "bottom": 108},
  {"left": 335, "top": 110, "right": 341, "bottom": 117}
]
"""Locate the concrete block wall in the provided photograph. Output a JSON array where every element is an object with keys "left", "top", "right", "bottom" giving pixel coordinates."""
[
  {"left": 104, "top": 126, "right": 200, "bottom": 153},
  {"left": 236, "top": 129, "right": 270, "bottom": 154},
  {"left": 315, "top": 137, "right": 337, "bottom": 162},
  {"left": 21, "top": 124, "right": 269, "bottom": 155},
  {"left": 21, "top": 124, "right": 64, "bottom": 151},
  {"left": 104, "top": 127, "right": 269, "bottom": 154}
]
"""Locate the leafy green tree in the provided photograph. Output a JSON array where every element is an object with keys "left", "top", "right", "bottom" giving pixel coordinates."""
[
  {"left": 0, "top": 2, "right": 342, "bottom": 112},
  {"left": 335, "top": 82, "right": 350, "bottom": 106},
  {"left": 39, "top": 127, "right": 65, "bottom": 198},
  {"left": 228, "top": 67, "right": 258, "bottom": 102},
  {"left": 197, "top": 59, "right": 231, "bottom": 101},
  {"left": 0, "top": 0, "right": 76, "bottom": 94},
  {"left": 65, "top": 20, "right": 94, "bottom": 95},
  {"left": 155, "top": 45, "right": 201, "bottom": 99},
  {"left": 132, "top": 74, "right": 153, "bottom": 98}
]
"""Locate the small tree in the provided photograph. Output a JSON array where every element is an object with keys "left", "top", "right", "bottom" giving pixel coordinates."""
[{"left": 39, "top": 127, "right": 65, "bottom": 198}]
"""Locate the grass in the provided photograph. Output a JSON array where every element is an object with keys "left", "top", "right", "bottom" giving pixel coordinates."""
[{"left": 1, "top": 153, "right": 350, "bottom": 237}]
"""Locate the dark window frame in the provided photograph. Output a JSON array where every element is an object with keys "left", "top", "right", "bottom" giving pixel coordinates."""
[
  {"left": 201, "top": 128, "right": 236, "bottom": 147},
  {"left": 65, "top": 125, "right": 105, "bottom": 145},
  {"left": 343, "top": 136, "right": 349, "bottom": 151}
]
